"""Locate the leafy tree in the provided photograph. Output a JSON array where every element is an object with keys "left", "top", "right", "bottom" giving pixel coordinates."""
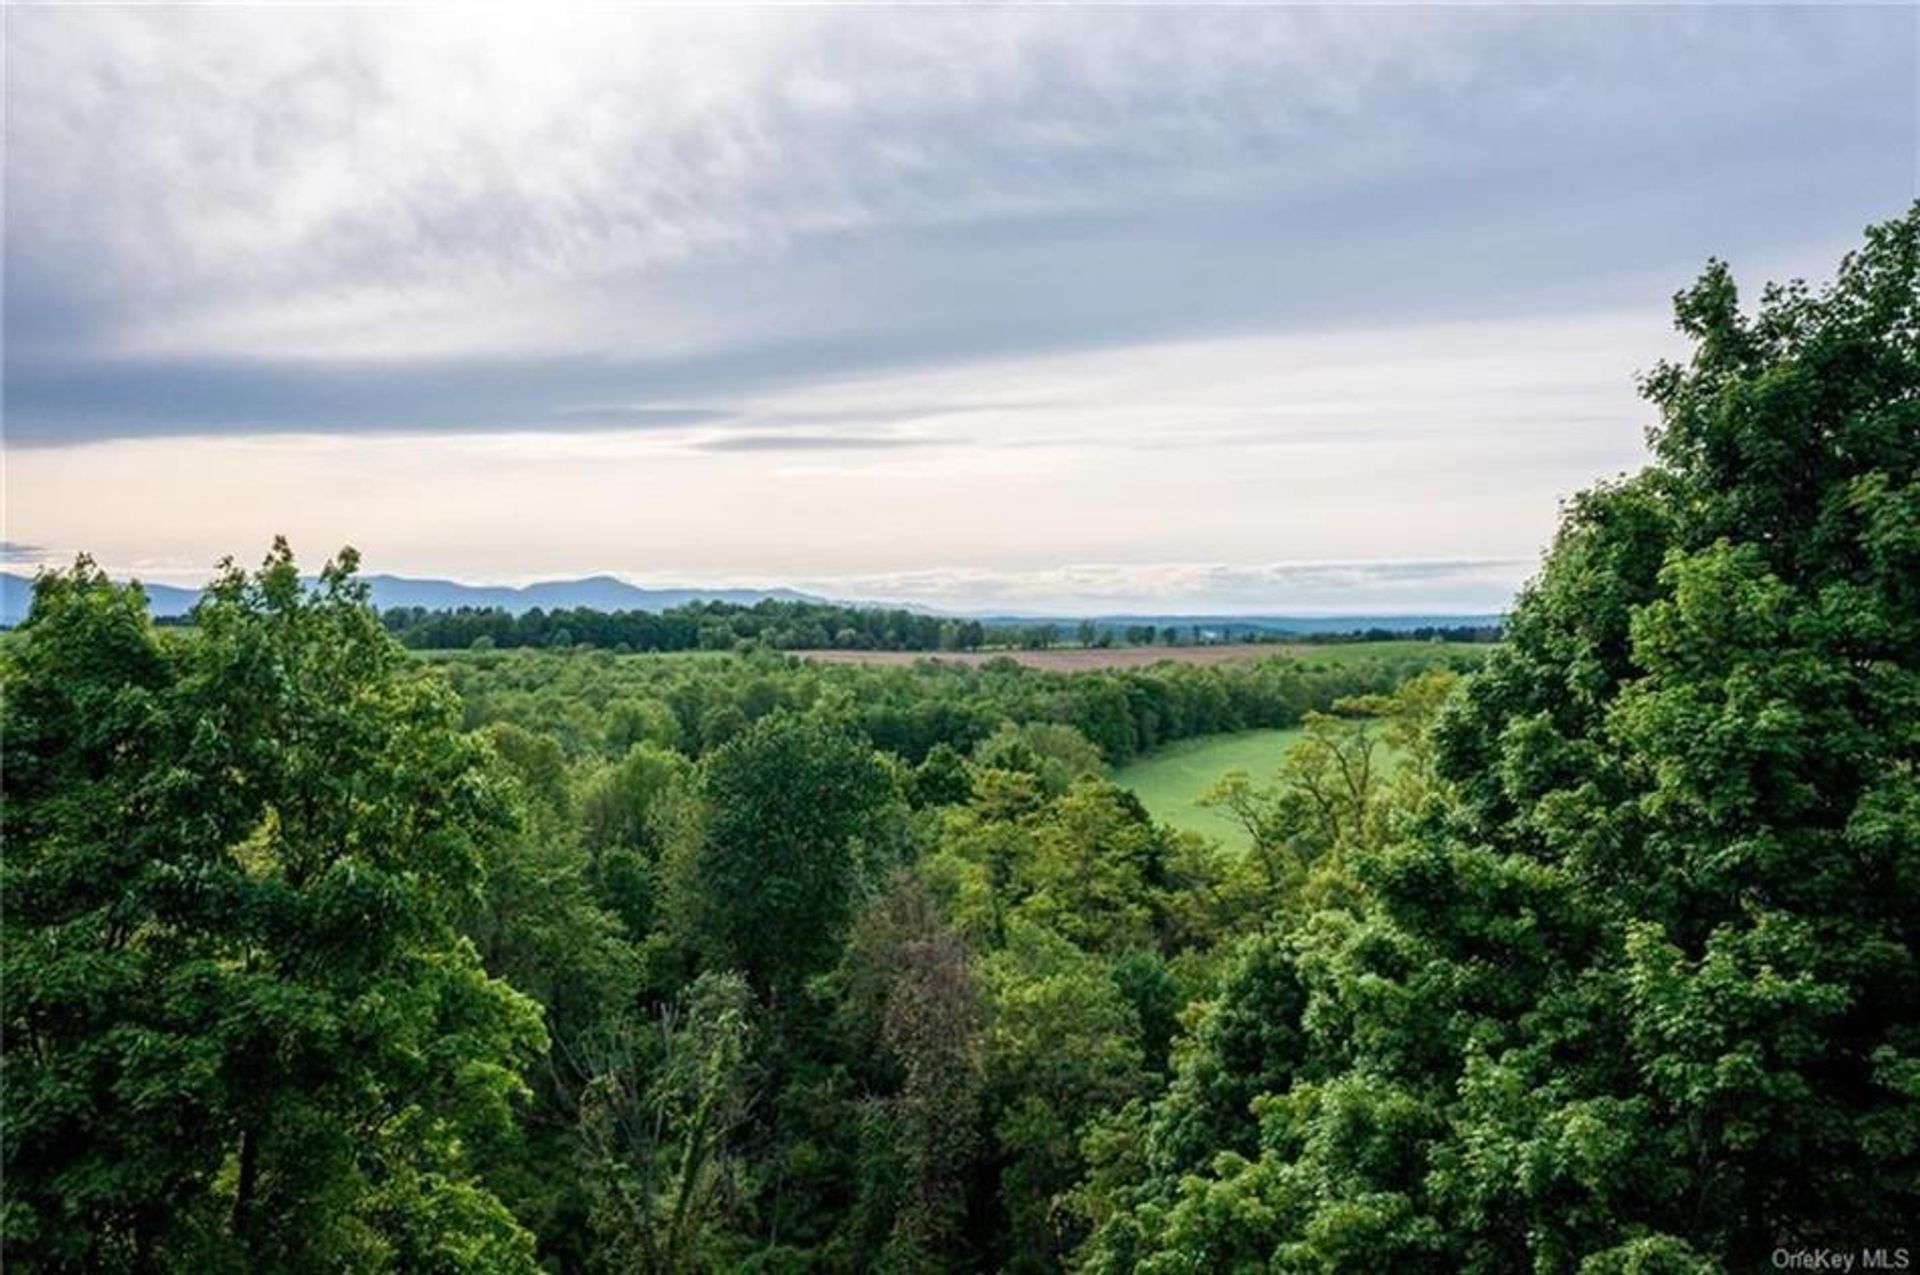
[
  {"left": 1107, "top": 950, "right": 1182, "bottom": 1077},
  {"left": 697, "top": 703, "right": 749, "bottom": 751},
  {"left": 984, "top": 920, "right": 1152, "bottom": 1271},
  {"left": 1015, "top": 784, "right": 1169, "bottom": 956},
  {"left": 577, "top": 743, "right": 697, "bottom": 940},
  {"left": 974, "top": 721, "right": 1108, "bottom": 798},
  {"left": 483, "top": 722, "right": 573, "bottom": 827},
  {"left": 909, "top": 742, "right": 974, "bottom": 810},
  {"left": 1089, "top": 205, "right": 1920, "bottom": 1272},
  {"left": 2, "top": 543, "right": 546, "bottom": 1272},
  {"left": 837, "top": 879, "right": 988, "bottom": 1271},
  {"left": 460, "top": 736, "right": 641, "bottom": 1269},
  {"left": 677, "top": 710, "right": 895, "bottom": 992},
  {"left": 604, "top": 697, "right": 681, "bottom": 754},
  {"left": 1203, "top": 670, "right": 1457, "bottom": 912},
  {"left": 578, "top": 972, "right": 758, "bottom": 1273}
]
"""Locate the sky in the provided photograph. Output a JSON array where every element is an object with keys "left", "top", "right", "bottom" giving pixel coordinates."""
[{"left": 5, "top": 5, "right": 1916, "bottom": 615}]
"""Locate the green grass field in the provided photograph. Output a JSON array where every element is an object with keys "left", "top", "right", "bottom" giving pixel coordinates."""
[{"left": 1113, "top": 727, "right": 1307, "bottom": 850}]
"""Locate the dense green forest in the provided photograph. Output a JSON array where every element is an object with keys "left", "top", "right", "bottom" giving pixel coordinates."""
[
  {"left": 424, "top": 642, "right": 1477, "bottom": 768},
  {"left": 376, "top": 600, "right": 1006, "bottom": 654},
  {"left": 4, "top": 210, "right": 1915, "bottom": 1272},
  {"left": 368, "top": 601, "right": 1495, "bottom": 655}
]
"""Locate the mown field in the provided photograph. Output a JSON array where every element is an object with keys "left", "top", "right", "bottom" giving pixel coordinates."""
[
  {"left": 1112, "top": 726, "right": 1307, "bottom": 850},
  {"left": 806, "top": 638, "right": 1489, "bottom": 673}
]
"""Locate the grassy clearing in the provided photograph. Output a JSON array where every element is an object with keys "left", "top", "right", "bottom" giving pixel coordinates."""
[{"left": 1113, "top": 727, "right": 1307, "bottom": 851}]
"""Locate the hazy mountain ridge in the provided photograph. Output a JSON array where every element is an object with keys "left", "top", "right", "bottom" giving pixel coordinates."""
[
  {"left": 357, "top": 574, "right": 825, "bottom": 615},
  {"left": 0, "top": 571, "right": 823, "bottom": 625},
  {"left": 0, "top": 569, "right": 1502, "bottom": 632},
  {"left": 1, "top": 571, "right": 206, "bottom": 624}
]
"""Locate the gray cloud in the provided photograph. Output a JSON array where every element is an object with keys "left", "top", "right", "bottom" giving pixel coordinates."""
[
  {"left": 5, "top": 7, "right": 1913, "bottom": 446},
  {"left": 6, "top": 6, "right": 1915, "bottom": 613},
  {"left": 0, "top": 541, "right": 50, "bottom": 563}
]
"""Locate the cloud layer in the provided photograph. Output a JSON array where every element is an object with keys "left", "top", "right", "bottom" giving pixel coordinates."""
[
  {"left": 5, "top": 7, "right": 1913, "bottom": 609},
  {"left": 801, "top": 558, "right": 1529, "bottom": 617}
]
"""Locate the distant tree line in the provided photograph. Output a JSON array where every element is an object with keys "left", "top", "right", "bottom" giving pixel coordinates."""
[
  {"left": 1290, "top": 622, "right": 1502, "bottom": 644},
  {"left": 377, "top": 599, "right": 998, "bottom": 652},
  {"left": 374, "top": 600, "right": 1500, "bottom": 654}
]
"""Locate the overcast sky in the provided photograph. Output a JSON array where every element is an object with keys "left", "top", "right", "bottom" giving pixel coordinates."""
[{"left": 5, "top": 5, "right": 1915, "bottom": 613}]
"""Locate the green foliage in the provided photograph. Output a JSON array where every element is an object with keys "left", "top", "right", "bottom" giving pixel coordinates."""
[
  {"left": 984, "top": 920, "right": 1153, "bottom": 1271},
  {"left": 427, "top": 636, "right": 1462, "bottom": 767},
  {"left": 679, "top": 710, "right": 898, "bottom": 992},
  {"left": 577, "top": 742, "right": 696, "bottom": 940},
  {"left": 381, "top": 597, "right": 1002, "bottom": 655},
  {"left": 974, "top": 721, "right": 1108, "bottom": 798},
  {"left": 837, "top": 879, "right": 988, "bottom": 1270},
  {"left": 15, "top": 211, "right": 1911, "bottom": 1275},
  {"left": 577, "top": 971, "right": 759, "bottom": 1273},
  {"left": 909, "top": 741, "right": 975, "bottom": 810},
  {"left": 2, "top": 542, "right": 545, "bottom": 1272},
  {"left": 1, "top": 547, "right": 1449, "bottom": 1274},
  {"left": 1087, "top": 205, "right": 1920, "bottom": 1272}
]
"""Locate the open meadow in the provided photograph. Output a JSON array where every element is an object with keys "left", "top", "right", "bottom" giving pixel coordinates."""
[{"left": 1112, "top": 726, "right": 1306, "bottom": 850}]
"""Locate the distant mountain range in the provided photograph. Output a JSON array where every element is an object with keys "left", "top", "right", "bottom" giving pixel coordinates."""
[
  {"left": 0, "top": 571, "right": 821, "bottom": 625},
  {"left": 1, "top": 572, "right": 208, "bottom": 624},
  {"left": 1, "top": 570, "right": 1502, "bottom": 633},
  {"left": 357, "top": 574, "right": 824, "bottom": 614}
]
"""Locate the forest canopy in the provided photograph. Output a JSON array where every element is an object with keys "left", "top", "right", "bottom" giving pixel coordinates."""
[{"left": 3, "top": 207, "right": 1916, "bottom": 1272}]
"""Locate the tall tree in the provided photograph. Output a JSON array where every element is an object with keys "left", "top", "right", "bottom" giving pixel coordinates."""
[
  {"left": 578, "top": 972, "right": 758, "bottom": 1274},
  {"left": 838, "top": 878, "right": 988, "bottom": 1272},
  {"left": 2, "top": 543, "right": 547, "bottom": 1272},
  {"left": 676, "top": 710, "right": 894, "bottom": 993},
  {"left": 577, "top": 742, "right": 697, "bottom": 940}
]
